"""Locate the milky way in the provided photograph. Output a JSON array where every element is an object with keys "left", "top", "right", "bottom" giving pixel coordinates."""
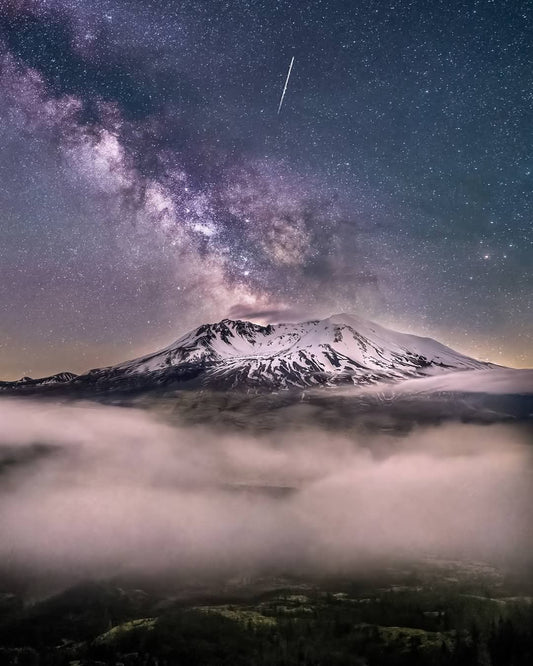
[{"left": 0, "top": 0, "right": 531, "bottom": 378}]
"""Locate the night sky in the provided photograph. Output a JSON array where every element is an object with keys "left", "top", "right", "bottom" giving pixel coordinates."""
[{"left": 0, "top": 0, "right": 531, "bottom": 379}]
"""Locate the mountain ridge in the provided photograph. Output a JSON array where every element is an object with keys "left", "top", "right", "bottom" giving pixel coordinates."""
[{"left": 0, "top": 313, "right": 497, "bottom": 393}]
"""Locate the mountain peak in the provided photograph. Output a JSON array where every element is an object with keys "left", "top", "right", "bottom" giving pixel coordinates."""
[
  {"left": 1, "top": 314, "right": 495, "bottom": 393},
  {"left": 78, "top": 314, "right": 492, "bottom": 391}
]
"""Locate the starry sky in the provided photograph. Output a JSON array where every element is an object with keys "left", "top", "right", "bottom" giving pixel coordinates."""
[{"left": 0, "top": 0, "right": 531, "bottom": 379}]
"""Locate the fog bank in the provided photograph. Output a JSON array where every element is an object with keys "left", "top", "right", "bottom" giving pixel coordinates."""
[{"left": 0, "top": 398, "right": 531, "bottom": 589}]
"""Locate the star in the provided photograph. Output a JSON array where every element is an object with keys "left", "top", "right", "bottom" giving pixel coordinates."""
[{"left": 0, "top": 0, "right": 530, "bottom": 378}]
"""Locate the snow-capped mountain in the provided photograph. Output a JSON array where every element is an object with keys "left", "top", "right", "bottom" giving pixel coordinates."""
[
  {"left": 1, "top": 313, "right": 495, "bottom": 394},
  {"left": 108, "top": 313, "right": 493, "bottom": 388}
]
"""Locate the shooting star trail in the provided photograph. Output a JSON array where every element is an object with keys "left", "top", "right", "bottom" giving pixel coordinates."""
[{"left": 277, "top": 56, "right": 295, "bottom": 115}]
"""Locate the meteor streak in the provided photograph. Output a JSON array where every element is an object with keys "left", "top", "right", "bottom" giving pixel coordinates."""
[{"left": 277, "top": 56, "right": 295, "bottom": 115}]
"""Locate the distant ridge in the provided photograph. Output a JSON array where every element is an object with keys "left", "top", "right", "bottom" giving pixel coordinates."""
[{"left": 0, "top": 371, "right": 78, "bottom": 389}]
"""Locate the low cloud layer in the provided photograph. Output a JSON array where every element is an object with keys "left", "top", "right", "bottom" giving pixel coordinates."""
[{"left": 0, "top": 398, "right": 532, "bottom": 592}]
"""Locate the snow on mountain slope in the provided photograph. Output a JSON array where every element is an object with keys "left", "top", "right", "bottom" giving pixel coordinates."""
[
  {"left": 74, "top": 313, "right": 493, "bottom": 391},
  {"left": 1, "top": 314, "right": 501, "bottom": 393}
]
